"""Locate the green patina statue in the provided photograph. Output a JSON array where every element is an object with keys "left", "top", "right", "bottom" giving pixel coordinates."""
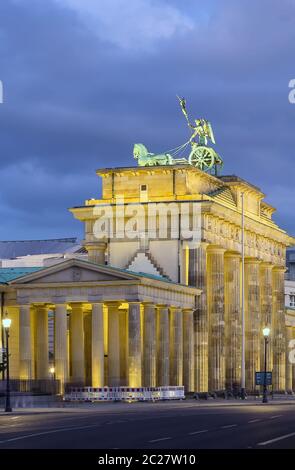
[
  {"left": 133, "top": 98, "right": 224, "bottom": 175},
  {"left": 133, "top": 143, "right": 173, "bottom": 166},
  {"left": 178, "top": 97, "right": 223, "bottom": 174}
]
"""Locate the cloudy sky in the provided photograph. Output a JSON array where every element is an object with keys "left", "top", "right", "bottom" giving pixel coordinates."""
[{"left": 0, "top": 0, "right": 295, "bottom": 240}]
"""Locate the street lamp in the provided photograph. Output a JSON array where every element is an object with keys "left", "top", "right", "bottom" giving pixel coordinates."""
[
  {"left": 2, "top": 317, "right": 12, "bottom": 412},
  {"left": 262, "top": 327, "right": 270, "bottom": 404},
  {"left": 49, "top": 366, "right": 55, "bottom": 378}
]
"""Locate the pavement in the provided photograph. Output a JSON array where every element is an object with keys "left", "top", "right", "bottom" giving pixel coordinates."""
[{"left": 0, "top": 398, "right": 295, "bottom": 449}]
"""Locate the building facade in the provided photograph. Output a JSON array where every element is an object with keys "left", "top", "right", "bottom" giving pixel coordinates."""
[
  {"left": 71, "top": 164, "right": 295, "bottom": 393},
  {"left": 1, "top": 259, "right": 199, "bottom": 393},
  {"left": 1, "top": 163, "right": 294, "bottom": 395}
]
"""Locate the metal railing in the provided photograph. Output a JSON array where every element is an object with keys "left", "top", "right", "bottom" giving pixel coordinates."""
[{"left": 0, "top": 378, "right": 60, "bottom": 395}]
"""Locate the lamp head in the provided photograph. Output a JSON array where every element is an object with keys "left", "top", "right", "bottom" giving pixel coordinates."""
[
  {"left": 2, "top": 318, "right": 11, "bottom": 329},
  {"left": 49, "top": 367, "right": 55, "bottom": 374},
  {"left": 263, "top": 327, "right": 270, "bottom": 338}
]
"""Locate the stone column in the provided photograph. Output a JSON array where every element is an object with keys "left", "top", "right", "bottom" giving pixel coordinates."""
[
  {"left": 30, "top": 306, "right": 37, "bottom": 379},
  {"left": 119, "top": 309, "right": 128, "bottom": 386},
  {"left": 224, "top": 252, "right": 241, "bottom": 391},
  {"left": 157, "top": 305, "right": 169, "bottom": 386},
  {"left": 286, "top": 326, "right": 293, "bottom": 392},
  {"left": 54, "top": 304, "right": 68, "bottom": 393},
  {"left": 260, "top": 263, "right": 273, "bottom": 373},
  {"left": 70, "top": 304, "right": 85, "bottom": 385},
  {"left": 84, "top": 312, "right": 92, "bottom": 385},
  {"left": 35, "top": 305, "right": 49, "bottom": 379},
  {"left": 272, "top": 266, "right": 286, "bottom": 392},
  {"left": 188, "top": 242, "right": 209, "bottom": 393},
  {"left": 183, "top": 308, "right": 194, "bottom": 393},
  {"left": 245, "top": 258, "right": 261, "bottom": 391},
  {"left": 292, "top": 327, "right": 295, "bottom": 392},
  {"left": 169, "top": 307, "right": 183, "bottom": 386},
  {"left": 207, "top": 246, "right": 226, "bottom": 391},
  {"left": 107, "top": 303, "right": 121, "bottom": 386},
  {"left": 19, "top": 305, "right": 33, "bottom": 380},
  {"left": 85, "top": 242, "right": 106, "bottom": 264},
  {"left": 143, "top": 303, "right": 156, "bottom": 387},
  {"left": 92, "top": 303, "right": 104, "bottom": 387},
  {"left": 128, "top": 302, "right": 142, "bottom": 387}
]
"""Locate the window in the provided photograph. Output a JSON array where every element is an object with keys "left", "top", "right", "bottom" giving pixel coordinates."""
[
  {"left": 290, "top": 294, "right": 295, "bottom": 307},
  {"left": 140, "top": 184, "right": 148, "bottom": 202}
]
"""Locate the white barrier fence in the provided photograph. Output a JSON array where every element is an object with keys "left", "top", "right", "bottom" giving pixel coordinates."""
[{"left": 64, "top": 386, "right": 185, "bottom": 402}]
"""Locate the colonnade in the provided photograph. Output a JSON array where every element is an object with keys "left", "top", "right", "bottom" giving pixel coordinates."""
[
  {"left": 189, "top": 244, "right": 294, "bottom": 393},
  {"left": 15, "top": 302, "right": 195, "bottom": 393}
]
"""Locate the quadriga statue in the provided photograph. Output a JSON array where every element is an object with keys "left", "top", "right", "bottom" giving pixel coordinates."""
[{"left": 133, "top": 143, "right": 173, "bottom": 166}]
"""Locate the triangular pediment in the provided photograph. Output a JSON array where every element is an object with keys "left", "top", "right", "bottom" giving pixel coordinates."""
[{"left": 8, "top": 259, "right": 141, "bottom": 285}]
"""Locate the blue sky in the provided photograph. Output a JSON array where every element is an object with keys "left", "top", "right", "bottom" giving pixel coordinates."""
[{"left": 0, "top": 0, "right": 294, "bottom": 240}]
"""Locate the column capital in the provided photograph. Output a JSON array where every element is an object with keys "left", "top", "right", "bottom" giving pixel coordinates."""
[
  {"left": 244, "top": 256, "right": 261, "bottom": 265},
  {"left": 84, "top": 241, "right": 107, "bottom": 251},
  {"left": 69, "top": 302, "right": 84, "bottom": 309},
  {"left": 156, "top": 304, "right": 169, "bottom": 311},
  {"left": 183, "top": 241, "right": 209, "bottom": 250},
  {"left": 207, "top": 245, "right": 226, "bottom": 254},
  {"left": 182, "top": 307, "right": 194, "bottom": 315},
  {"left": 105, "top": 301, "right": 123, "bottom": 308},
  {"left": 142, "top": 302, "right": 155, "bottom": 311},
  {"left": 260, "top": 261, "right": 274, "bottom": 269},
  {"left": 224, "top": 250, "right": 241, "bottom": 259},
  {"left": 272, "top": 265, "right": 286, "bottom": 273},
  {"left": 92, "top": 301, "right": 104, "bottom": 307},
  {"left": 168, "top": 305, "right": 182, "bottom": 312}
]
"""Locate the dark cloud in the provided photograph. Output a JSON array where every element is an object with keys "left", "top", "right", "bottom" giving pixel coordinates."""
[{"left": 0, "top": 0, "right": 294, "bottom": 240}]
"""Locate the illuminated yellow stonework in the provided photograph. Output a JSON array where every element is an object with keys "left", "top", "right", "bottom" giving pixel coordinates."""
[
  {"left": 70, "top": 164, "right": 295, "bottom": 393},
  {"left": 2, "top": 164, "right": 294, "bottom": 395},
  {"left": 3, "top": 259, "right": 199, "bottom": 393}
]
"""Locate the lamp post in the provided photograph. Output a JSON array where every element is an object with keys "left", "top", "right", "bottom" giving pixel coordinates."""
[
  {"left": 2, "top": 317, "right": 12, "bottom": 412},
  {"left": 49, "top": 366, "right": 56, "bottom": 394},
  {"left": 240, "top": 192, "right": 246, "bottom": 400},
  {"left": 262, "top": 327, "right": 270, "bottom": 404},
  {"left": 49, "top": 366, "right": 55, "bottom": 380}
]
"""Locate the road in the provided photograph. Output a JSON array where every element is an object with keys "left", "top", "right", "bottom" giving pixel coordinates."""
[{"left": 0, "top": 400, "right": 295, "bottom": 449}]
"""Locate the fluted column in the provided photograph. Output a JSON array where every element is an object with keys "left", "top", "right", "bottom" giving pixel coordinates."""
[
  {"left": 19, "top": 305, "right": 33, "bottom": 380},
  {"left": 189, "top": 242, "right": 208, "bottom": 392},
  {"left": 292, "top": 327, "right": 295, "bottom": 392},
  {"left": 85, "top": 242, "right": 106, "bottom": 264},
  {"left": 70, "top": 304, "right": 85, "bottom": 385},
  {"left": 54, "top": 304, "right": 69, "bottom": 393},
  {"left": 128, "top": 302, "right": 142, "bottom": 387},
  {"left": 260, "top": 263, "right": 273, "bottom": 373},
  {"left": 207, "top": 246, "right": 226, "bottom": 391},
  {"left": 245, "top": 258, "right": 261, "bottom": 391},
  {"left": 169, "top": 307, "right": 183, "bottom": 386},
  {"left": 92, "top": 303, "right": 104, "bottom": 387},
  {"left": 35, "top": 305, "right": 49, "bottom": 379},
  {"left": 119, "top": 308, "right": 127, "bottom": 385},
  {"left": 183, "top": 308, "right": 194, "bottom": 392},
  {"left": 272, "top": 266, "right": 286, "bottom": 392},
  {"left": 107, "top": 303, "right": 121, "bottom": 386},
  {"left": 286, "top": 326, "right": 293, "bottom": 392},
  {"left": 143, "top": 303, "right": 156, "bottom": 387},
  {"left": 224, "top": 252, "right": 241, "bottom": 391},
  {"left": 157, "top": 305, "right": 170, "bottom": 386}
]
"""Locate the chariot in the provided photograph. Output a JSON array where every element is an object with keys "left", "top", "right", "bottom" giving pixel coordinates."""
[{"left": 134, "top": 97, "right": 224, "bottom": 176}]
